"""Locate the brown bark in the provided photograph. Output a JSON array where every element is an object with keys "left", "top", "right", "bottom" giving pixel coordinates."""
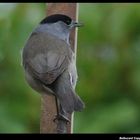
[{"left": 40, "top": 3, "right": 78, "bottom": 133}]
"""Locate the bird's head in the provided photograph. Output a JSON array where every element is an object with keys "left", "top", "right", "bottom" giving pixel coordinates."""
[{"left": 40, "top": 14, "right": 83, "bottom": 29}]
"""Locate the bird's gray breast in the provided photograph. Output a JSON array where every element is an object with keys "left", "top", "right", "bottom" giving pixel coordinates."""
[{"left": 68, "top": 55, "right": 78, "bottom": 89}]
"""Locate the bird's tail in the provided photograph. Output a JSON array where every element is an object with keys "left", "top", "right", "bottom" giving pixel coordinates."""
[{"left": 56, "top": 84, "right": 85, "bottom": 114}]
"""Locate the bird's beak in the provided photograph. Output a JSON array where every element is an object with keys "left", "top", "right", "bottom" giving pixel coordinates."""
[
  {"left": 69, "top": 21, "right": 84, "bottom": 28},
  {"left": 73, "top": 21, "right": 84, "bottom": 27}
]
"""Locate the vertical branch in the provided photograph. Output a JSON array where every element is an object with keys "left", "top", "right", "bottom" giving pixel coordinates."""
[{"left": 40, "top": 3, "right": 78, "bottom": 133}]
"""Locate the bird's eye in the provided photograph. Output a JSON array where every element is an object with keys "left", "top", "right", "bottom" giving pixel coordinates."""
[{"left": 66, "top": 20, "right": 71, "bottom": 25}]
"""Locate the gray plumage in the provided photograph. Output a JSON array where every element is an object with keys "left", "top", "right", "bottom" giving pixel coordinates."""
[{"left": 22, "top": 14, "right": 85, "bottom": 114}]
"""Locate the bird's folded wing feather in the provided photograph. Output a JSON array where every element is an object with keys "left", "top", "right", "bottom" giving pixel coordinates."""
[{"left": 23, "top": 32, "right": 73, "bottom": 84}]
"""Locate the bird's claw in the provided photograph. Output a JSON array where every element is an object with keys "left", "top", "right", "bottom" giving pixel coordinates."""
[{"left": 53, "top": 114, "right": 70, "bottom": 124}]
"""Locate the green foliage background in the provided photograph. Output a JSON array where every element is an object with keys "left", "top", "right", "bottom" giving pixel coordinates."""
[{"left": 0, "top": 3, "right": 140, "bottom": 133}]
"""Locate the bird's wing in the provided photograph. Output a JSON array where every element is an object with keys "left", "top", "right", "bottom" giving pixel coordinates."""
[{"left": 23, "top": 32, "right": 73, "bottom": 84}]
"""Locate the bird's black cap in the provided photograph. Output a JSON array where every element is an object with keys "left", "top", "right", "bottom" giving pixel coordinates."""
[{"left": 40, "top": 14, "right": 72, "bottom": 25}]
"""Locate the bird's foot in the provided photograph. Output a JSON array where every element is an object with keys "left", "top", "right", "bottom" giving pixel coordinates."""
[{"left": 53, "top": 114, "right": 70, "bottom": 124}]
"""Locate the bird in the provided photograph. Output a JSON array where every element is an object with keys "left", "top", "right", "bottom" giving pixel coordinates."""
[{"left": 22, "top": 14, "right": 85, "bottom": 126}]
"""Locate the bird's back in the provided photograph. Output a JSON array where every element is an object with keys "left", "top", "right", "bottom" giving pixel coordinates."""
[{"left": 22, "top": 31, "right": 73, "bottom": 84}]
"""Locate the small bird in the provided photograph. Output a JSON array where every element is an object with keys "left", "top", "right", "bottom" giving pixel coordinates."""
[{"left": 22, "top": 14, "right": 85, "bottom": 126}]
